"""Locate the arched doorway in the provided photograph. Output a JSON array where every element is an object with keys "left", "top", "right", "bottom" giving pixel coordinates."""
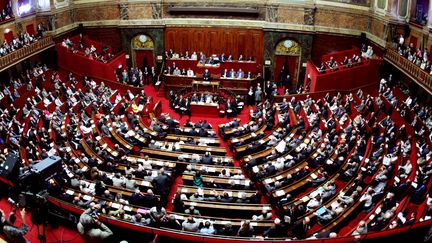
[
  {"left": 274, "top": 39, "right": 301, "bottom": 90},
  {"left": 131, "top": 34, "right": 155, "bottom": 70}
]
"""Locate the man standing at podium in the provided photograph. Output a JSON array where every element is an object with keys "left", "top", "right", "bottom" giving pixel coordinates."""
[{"left": 203, "top": 69, "right": 211, "bottom": 81}]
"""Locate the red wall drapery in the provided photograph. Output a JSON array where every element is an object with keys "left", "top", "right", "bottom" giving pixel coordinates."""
[
  {"left": 26, "top": 23, "right": 34, "bottom": 35},
  {"left": 409, "top": 36, "right": 418, "bottom": 48},
  {"left": 134, "top": 50, "right": 154, "bottom": 70},
  {"left": 274, "top": 55, "right": 299, "bottom": 87},
  {"left": 4, "top": 31, "right": 13, "bottom": 43},
  {"left": 0, "top": 0, "right": 8, "bottom": 9}
]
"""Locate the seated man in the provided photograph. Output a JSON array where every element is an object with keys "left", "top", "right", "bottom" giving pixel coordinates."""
[
  {"left": 90, "top": 44, "right": 96, "bottom": 53},
  {"left": 221, "top": 69, "right": 228, "bottom": 78},
  {"left": 220, "top": 53, "right": 226, "bottom": 62},
  {"left": 246, "top": 71, "right": 253, "bottom": 79},
  {"left": 326, "top": 57, "right": 335, "bottom": 68},
  {"left": 173, "top": 67, "right": 181, "bottom": 76},
  {"left": 207, "top": 56, "right": 215, "bottom": 64},
  {"left": 62, "top": 38, "right": 73, "bottom": 48},
  {"left": 318, "top": 62, "right": 326, "bottom": 73},
  {"left": 237, "top": 69, "right": 245, "bottom": 79},
  {"left": 186, "top": 68, "right": 195, "bottom": 77},
  {"left": 341, "top": 56, "right": 349, "bottom": 66},
  {"left": 228, "top": 68, "right": 236, "bottom": 78}
]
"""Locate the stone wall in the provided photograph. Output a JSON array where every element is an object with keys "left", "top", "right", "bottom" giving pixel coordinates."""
[{"left": 264, "top": 31, "right": 314, "bottom": 84}]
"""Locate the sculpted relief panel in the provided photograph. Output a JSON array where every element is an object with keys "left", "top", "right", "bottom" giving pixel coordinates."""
[
  {"left": 320, "top": 0, "right": 370, "bottom": 6},
  {"left": 315, "top": 9, "right": 369, "bottom": 31},
  {"left": 128, "top": 4, "right": 153, "bottom": 20},
  {"left": 75, "top": 5, "right": 120, "bottom": 22}
]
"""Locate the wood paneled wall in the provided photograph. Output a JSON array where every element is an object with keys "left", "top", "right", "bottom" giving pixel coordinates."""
[
  {"left": 164, "top": 27, "right": 264, "bottom": 66},
  {"left": 82, "top": 28, "right": 123, "bottom": 54},
  {"left": 311, "top": 34, "right": 361, "bottom": 65}
]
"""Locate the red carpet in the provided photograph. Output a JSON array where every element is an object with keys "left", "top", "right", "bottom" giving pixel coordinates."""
[
  {"left": 143, "top": 84, "right": 252, "bottom": 133},
  {"left": 0, "top": 198, "right": 84, "bottom": 243},
  {"left": 0, "top": 84, "right": 256, "bottom": 242}
]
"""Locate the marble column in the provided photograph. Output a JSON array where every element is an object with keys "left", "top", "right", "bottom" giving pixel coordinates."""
[{"left": 427, "top": 1, "right": 432, "bottom": 27}]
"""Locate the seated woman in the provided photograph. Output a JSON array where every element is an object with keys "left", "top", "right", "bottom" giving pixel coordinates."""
[{"left": 193, "top": 171, "right": 204, "bottom": 188}]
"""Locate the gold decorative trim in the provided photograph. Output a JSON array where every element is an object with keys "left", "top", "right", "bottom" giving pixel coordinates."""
[
  {"left": 131, "top": 34, "right": 154, "bottom": 49},
  {"left": 275, "top": 39, "right": 301, "bottom": 55}
]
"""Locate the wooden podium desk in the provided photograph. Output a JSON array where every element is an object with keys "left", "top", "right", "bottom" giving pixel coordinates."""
[
  {"left": 166, "top": 58, "right": 258, "bottom": 74},
  {"left": 190, "top": 102, "right": 219, "bottom": 117},
  {"left": 164, "top": 74, "right": 255, "bottom": 95},
  {"left": 192, "top": 80, "right": 220, "bottom": 92}
]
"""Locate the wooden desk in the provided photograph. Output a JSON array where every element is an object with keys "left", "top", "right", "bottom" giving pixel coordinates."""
[
  {"left": 178, "top": 185, "right": 257, "bottom": 199},
  {"left": 196, "top": 62, "right": 221, "bottom": 69},
  {"left": 179, "top": 144, "right": 227, "bottom": 156},
  {"left": 166, "top": 58, "right": 259, "bottom": 74},
  {"left": 165, "top": 134, "right": 221, "bottom": 146},
  {"left": 192, "top": 80, "right": 220, "bottom": 92},
  {"left": 183, "top": 200, "right": 270, "bottom": 212},
  {"left": 49, "top": 195, "right": 274, "bottom": 230},
  {"left": 164, "top": 74, "right": 255, "bottom": 95},
  {"left": 140, "top": 147, "right": 233, "bottom": 165},
  {"left": 182, "top": 174, "right": 250, "bottom": 188}
]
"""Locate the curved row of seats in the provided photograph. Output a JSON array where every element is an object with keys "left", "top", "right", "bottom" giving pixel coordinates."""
[{"left": 4, "top": 64, "right": 430, "bottom": 242}]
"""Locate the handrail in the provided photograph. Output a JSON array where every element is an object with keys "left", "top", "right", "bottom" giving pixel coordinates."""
[
  {"left": 47, "top": 195, "right": 432, "bottom": 243},
  {"left": 0, "top": 35, "right": 54, "bottom": 71},
  {"left": 384, "top": 48, "right": 432, "bottom": 94}
]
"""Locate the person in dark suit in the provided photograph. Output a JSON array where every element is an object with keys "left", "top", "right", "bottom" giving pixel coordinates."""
[
  {"left": 226, "top": 99, "right": 236, "bottom": 117},
  {"left": 202, "top": 69, "right": 211, "bottom": 81},
  {"left": 202, "top": 120, "right": 211, "bottom": 129},
  {"left": 151, "top": 67, "right": 158, "bottom": 85},
  {"left": 291, "top": 217, "right": 310, "bottom": 239},
  {"left": 143, "top": 66, "right": 150, "bottom": 85},
  {"left": 228, "top": 69, "right": 236, "bottom": 78},
  {"left": 152, "top": 170, "right": 171, "bottom": 203},
  {"left": 221, "top": 69, "right": 228, "bottom": 78},
  {"left": 207, "top": 57, "right": 215, "bottom": 65},
  {"left": 237, "top": 69, "right": 245, "bottom": 79},
  {"left": 199, "top": 128, "right": 208, "bottom": 137},
  {"left": 202, "top": 152, "right": 213, "bottom": 164},
  {"left": 284, "top": 74, "right": 291, "bottom": 88},
  {"left": 263, "top": 218, "right": 286, "bottom": 238},
  {"left": 220, "top": 53, "right": 226, "bottom": 62}
]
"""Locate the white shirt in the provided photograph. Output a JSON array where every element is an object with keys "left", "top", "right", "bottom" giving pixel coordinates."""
[
  {"left": 399, "top": 36, "right": 404, "bottom": 45},
  {"left": 187, "top": 70, "right": 195, "bottom": 77},
  {"left": 360, "top": 194, "right": 372, "bottom": 207}
]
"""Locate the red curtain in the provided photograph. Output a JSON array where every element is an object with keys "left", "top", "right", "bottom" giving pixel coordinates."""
[
  {"left": 274, "top": 55, "right": 299, "bottom": 87},
  {"left": 26, "top": 24, "right": 34, "bottom": 35},
  {"left": 134, "top": 50, "right": 154, "bottom": 70},
  {"left": 0, "top": 0, "right": 8, "bottom": 10},
  {"left": 409, "top": 36, "right": 418, "bottom": 48},
  {"left": 4, "top": 31, "right": 13, "bottom": 43}
]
